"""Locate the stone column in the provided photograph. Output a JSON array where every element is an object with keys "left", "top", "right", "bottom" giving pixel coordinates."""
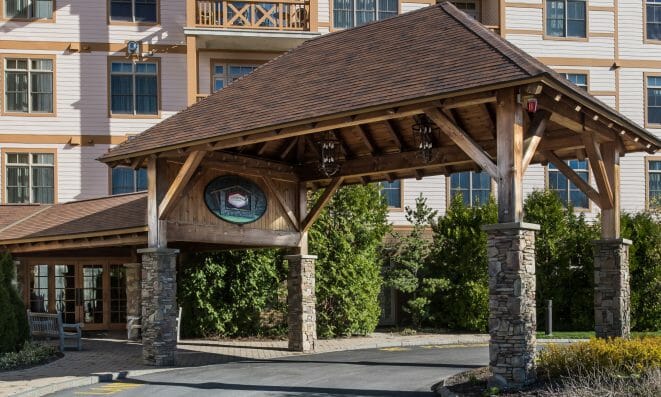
[
  {"left": 482, "top": 222, "right": 539, "bottom": 389},
  {"left": 286, "top": 254, "right": 317, "bottom": 352},
  {"left": 593, "top": 238, "right": 631, "bottom": 339},
  {"left": 124, "top": 263, "right": 142, "bottom": 341},
  {"left": 138, "top": 248, "right": 179, "bottom": 366}
]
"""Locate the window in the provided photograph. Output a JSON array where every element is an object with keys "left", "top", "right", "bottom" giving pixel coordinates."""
[
  {"left": 648, "top": 159, "right": 661, "bottom": 209},
  {"left": 110, "top": 61, "right": 158, "bottom": 115},
  {"left": 449, "top": 171, "right": 492, "bottom": 206},
  {"left": 561, "top": 73, "right": 588, "bottom": 91},
  {"left": 546, "top": 0, "right": 586, "bottom": 38},
  {"left": 211, "top": 63, "right": 259, "bottom": 92},
  {"left": 647, "top": 75, "right": 661, "bottom": 125},
  {"left": 4, "top": 58, "right": 53, "bottom": 114},
  {"left": 111, "top": 166, "right": 147, "bottom": 195},
  {"left": 548, "top": 160, "right": 589, "bottom": 209},
  {"left": 4, "top": 0, "right": 53, "bottom": 19},
  {"left": 5, "top": 152, "right": 55, "bottom": 204},
  {"left": 30, "top": 265, "right": 49, "bottom": 312},
  {"left": 647, "top": 0, "right": 661, "bottom": 41},
  {"left": 379, "top": 180, "right": 401, "bottom": 208},
  {"left": 451, "top": 1, "right": 478, "bottom": 20},
  {"left": 333, "top": 0, "right": 398, "bottom": 29},
  {"left": 109, "top": 0, "right": 157, "bottom": 23}
]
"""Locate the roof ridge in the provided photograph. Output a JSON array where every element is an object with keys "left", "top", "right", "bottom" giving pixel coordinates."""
[
  {"left": 0, "top": 205, "right": 52, "bottom": 234},
  {"left": 439, "top": 2, "right": 546, "bottom": 77}
]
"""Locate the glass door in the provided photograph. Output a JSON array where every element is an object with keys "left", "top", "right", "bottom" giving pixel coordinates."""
[
  {"left": 54, "top": 265, "right": 77, "bottom": 324},
  {"left": 29, "top": 264, "right": 50, "bottom": 313},
  {"left": 79, "top": 265, "right": 106, "bottom": 330}
]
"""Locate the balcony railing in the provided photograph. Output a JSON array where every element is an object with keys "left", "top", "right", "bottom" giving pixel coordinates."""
[{"left": 196, "top": 0, "right": 310, "bottom": 31}]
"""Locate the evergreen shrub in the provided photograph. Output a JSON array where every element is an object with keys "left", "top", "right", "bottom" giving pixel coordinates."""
[{"left": 0, "top": 253, "right": 29, "bottom": 353}]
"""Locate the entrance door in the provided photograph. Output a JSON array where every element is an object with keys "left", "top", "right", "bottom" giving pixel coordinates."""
[{"left": 26, "top": 259, "right": 129, "bottom": 331}]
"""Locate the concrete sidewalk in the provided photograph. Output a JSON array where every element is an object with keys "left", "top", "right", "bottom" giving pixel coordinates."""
[{"left": 0, "top": 333, "right": 489, "bottom": 397}]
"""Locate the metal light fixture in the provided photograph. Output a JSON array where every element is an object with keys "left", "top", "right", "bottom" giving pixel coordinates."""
[
  {"left": 412, "top": 115, "right": 436, "bottom": 163},
  {"left": 318, "top": 131, "right": 341, "bottom": 177}
]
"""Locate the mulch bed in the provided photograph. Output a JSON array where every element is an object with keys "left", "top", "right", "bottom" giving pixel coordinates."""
[{"left": 443, "top": 367, "right": 555, "bottom": 397}]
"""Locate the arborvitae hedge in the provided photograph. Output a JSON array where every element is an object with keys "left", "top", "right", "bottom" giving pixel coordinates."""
[{"left": 0, "top": 253, "right": 29, "bottom": 353}]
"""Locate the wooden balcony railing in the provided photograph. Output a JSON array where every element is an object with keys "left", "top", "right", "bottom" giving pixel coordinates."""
[{"left": 196, "top": 0, "right": 310, "bottom": 31}]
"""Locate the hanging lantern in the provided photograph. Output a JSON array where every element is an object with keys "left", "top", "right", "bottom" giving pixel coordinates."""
[
  {"left": 412, "top": 115, "right": 436, "bottom": 163},
  {"left": 317, "top": 131, "right": 341, "bottom": 177}
]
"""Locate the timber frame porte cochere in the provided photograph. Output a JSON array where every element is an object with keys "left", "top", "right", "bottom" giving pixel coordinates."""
[{"left": 0, "top": 2, "right": 660, "bottom": 389}]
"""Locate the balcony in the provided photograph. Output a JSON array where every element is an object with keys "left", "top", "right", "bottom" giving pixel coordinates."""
[{"left": 195, "top": 0, "right": 311, "bottom": 31}]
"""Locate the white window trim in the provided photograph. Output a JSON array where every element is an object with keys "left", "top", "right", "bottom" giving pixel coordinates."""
[{"left": 4, "top": 151, "right": 55, "bottom": 204}]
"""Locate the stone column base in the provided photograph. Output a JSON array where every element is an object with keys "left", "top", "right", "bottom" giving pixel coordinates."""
[
  {"left": 286, "top": 254, "right": 317, "bottom": 352},
  {"left": 594, "top": 238, "right": 631, "bottom": 339},
  {"left": 138, "top": 248, "right": 179, "bottom": 366},
  {"left": 482, "top": 222, "right": 539, "bottom": 389}
]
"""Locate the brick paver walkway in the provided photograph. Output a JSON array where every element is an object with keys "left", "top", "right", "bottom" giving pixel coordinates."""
[{"left": 0, "top": 333, "right": 489, "bottom": 396}]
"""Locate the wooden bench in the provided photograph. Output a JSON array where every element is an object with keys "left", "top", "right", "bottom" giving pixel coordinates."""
[{"left": 27, "top": 311, "right": 82, "bottom": 352}]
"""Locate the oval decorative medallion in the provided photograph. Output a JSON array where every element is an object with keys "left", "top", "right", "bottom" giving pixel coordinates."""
[{"left": 204, "top": 175, "right": 267, "bottom": 225}]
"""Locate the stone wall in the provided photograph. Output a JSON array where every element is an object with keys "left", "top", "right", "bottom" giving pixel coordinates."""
[
  {"left": 139, "top": 248, "right": 179, "bottom": 366},
  {"left": 593, "top": 239, "right": 631, "bottom": 339},
  {"left": 286, "top": 254, "right": 317, "bottom": 352},
  {"left": 124, "top": 263, "right": 142, "bottom": 341},
  {"left": 483, "top": 222, "right": 539, "bottom": 389}
]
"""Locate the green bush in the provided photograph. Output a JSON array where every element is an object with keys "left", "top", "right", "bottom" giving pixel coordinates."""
[
  {"left": 621, "top": 211, "right": 661, "bottom": 331},
  {"left": 177, "top": 249, "right": 287, "bottom": 338},
  {"left": 310, "top": 184, "right": 390, "bottom": 338},
  {"left": 0, "top": 253, "right": 29, "bottom": 353},
  {"left": 524, "top": 190, "right": 599, "bottom": 331},
  {"left": 0, "top": 342, "right": 59, "bottom": 371},
  {"left": 425, "top": 195, "right": 497, "bottom": 332}
]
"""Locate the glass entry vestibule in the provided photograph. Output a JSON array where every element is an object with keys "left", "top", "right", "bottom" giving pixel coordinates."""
[{"left": 23, "top": 259, "right": 130, "bottom": 331}]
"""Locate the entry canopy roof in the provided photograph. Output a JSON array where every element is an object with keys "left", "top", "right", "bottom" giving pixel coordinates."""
[{"left": 101, "top": 1, "right": 659, "bottom": 178}]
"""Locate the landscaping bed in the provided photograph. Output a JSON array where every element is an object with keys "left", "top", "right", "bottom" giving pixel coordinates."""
[{"left": 0, "top": 342, "right": 62, "bottom": 372}]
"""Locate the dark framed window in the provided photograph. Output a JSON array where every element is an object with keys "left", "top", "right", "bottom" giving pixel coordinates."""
[
  {"left": 548, "top": 160, "right": 589, "bottom": 209},
  {"left": 110, "top": 61, "right": 158, "bottom": 115},
  {"left": 4, "top": 0, "right": 53, "bottom": 19},
  {"left": 109, "top": 0, "right": 157, "bottom": 23},
  {"left": 379, "top": 180, "right": 401, "bottom": 208},
  {"left": 561, "top": 72, "right": 588, "bottom": 91},
  {"left": 451, "top": 1, "right": 478, "bottom": 20},
  {"left": 333, "top": 0, "right": 398, "bottom": 29},
  {"left": 647, "top": 0, "right": 661, "bottom": 40},
  {"left": 546, "top": 0, "right": 586, "bottom": 38},
  {"left": 5, "top": 152, "right": 55, "bottom": 204},
  {"left": 647, "top": 75, "right": 661, "bottom": 125},
  {"left": 648, "top": 159, "right": 661, "bottom": 209},
  {"left": 450, "top": 171, "right": 491, "bottom": 206},
  {"left": 111, "top": 166, "right": 147, "bottom": 195},
  {"left": 5, "top": 58, "right": 53, "bottom": 114}
]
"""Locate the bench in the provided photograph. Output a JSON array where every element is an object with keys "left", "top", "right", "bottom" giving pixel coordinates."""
[{"left": 27, "top": 311, "right": 82, "bottom": 352}]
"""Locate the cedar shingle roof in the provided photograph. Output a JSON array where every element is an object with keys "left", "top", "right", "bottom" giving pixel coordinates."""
[
  {"left": 101, "top": 2, "right": 659, "bottom": 161},
  {"left": 0, "top": 193, "right": 147, "bottom": 242}
]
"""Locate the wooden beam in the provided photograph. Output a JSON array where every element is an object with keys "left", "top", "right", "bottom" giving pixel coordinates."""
[
  {"left": 522, "top": 110, "right": 551, "bottom": 173},
  {"left": 158, "top": 150, "right": 207, "bottom": 220},
  {"left": 256, "top": 142, "right": 270, "bottom": 156},
  {"left": 167, "top": 223, "right": 301, "bottom": 248},
  {"left": 496, "top": 88, "right": 524, "bottom": 223},
  {"left": 542, "top": 150, "right": 603, "bottom": 207},
  {"left": 130, "top": 156, "right": 145, "bottom": 170},
  {"left": 442, "top": 92, "right": 496, "bottom": 109},
  {"left": 601, "top": 142, "right": 620, "bottom": 239},
  {"left": 582, "top": 133, "right": 614, "bottom": 209},
  {"left": 261, "top": 176, "right": 300, "bottom": 231},
  {"left": 356, "top": 124, "right": 376, "bottom": 155},
  {"left": 147, "top": 156, "right": 168, "bottom": 248},
  {"left": 425, "top": 107, "right": 498, "bottom": 179},
  {"left": 297, "top": 182, "right": 308, "bottom": 254},
  {"left": 383, "top": 120, "right": 404, "bottom": 150},
  {"left": 301, "top": 176, "right": 343, "bottom": 232},
  {"left": 280, "top": 137, "right": 298, "bottom": 160},
  {"left": 305, "top": 136, "right": 321, "bottom": 158}
]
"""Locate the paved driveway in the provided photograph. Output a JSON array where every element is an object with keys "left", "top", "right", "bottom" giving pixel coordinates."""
[{"left": 49, "top": 345, "right": 488, "bottom": 397}]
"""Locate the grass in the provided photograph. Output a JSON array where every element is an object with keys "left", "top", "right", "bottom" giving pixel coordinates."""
[{"left": 537, "top": 331, "right": 661, "bottom": 339}]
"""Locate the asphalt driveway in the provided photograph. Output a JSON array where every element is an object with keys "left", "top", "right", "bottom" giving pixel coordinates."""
[{"left": 48, "top": 344, "right": 488, "bottom": 397}]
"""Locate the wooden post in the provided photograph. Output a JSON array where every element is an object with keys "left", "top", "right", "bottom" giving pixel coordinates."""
[
  {"left": 147, "top": 156, "right": 168, "bottom": 248},
  {"left": 496, "top": 88, "right": 524, "bottom": 223},
  {"left": 186, "top": 35, "right": 198, "bottom": 106},
  {"left": 601, "top": 142, "right": 620, "bottom": 239},
  {"left": 297, "top": 182, "right": 308, "bottom": 255}
]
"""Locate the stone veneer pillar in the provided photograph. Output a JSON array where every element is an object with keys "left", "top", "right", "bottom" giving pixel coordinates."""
[
  {"left": 138, "top": 248, "right": 179, "bottom": 366},
  {"left": 124, "top": 263, "right": 142, "bottom": 341},
  {"left": 593, "top": 239, "right": 631, "bottom": 339},
  {"left": 286, "top": 254, "right": 317, "bottom": 352},
  {"left": 482, "top": 222, "right": 539, "bottom": 389}
]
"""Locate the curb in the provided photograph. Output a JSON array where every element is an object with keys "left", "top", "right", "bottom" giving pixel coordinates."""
[{"left": 431, "top": 378, "right": 458, "bottom": 397}]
